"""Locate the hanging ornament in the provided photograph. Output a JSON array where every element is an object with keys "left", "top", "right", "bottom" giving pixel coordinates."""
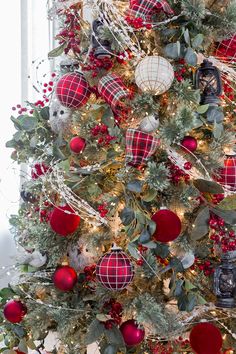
[
  {"left": 69, "top": 136, "right": 86, "bottom": 154},
  {"left": 127, "top": 0, "right": 174, "bottom": 22},
  {"left": 120, "top": 319, "right": 145, "bottom": 347},
  {"left": 49, "top": 96, "right": 72, "bottom": 134},
  {"left": 152, "top": 208, "right": 181, "bottom": 243},
  {"left": 20, "top": 190, "right": 36, "bottom": 203},
  {"left": 56, "top": 73, "right": 91, "bottom": 109},
  {"left": 216, "top": 34, "right": 236, "bottom": 63},
  {"left": 190, "top": 322, "right": 223, "bottom": 354},
  {"left": 135, "top": 56, "right": 174, "bottom": 95},
  {"left": 96, "top": 245, "right": 134, "bottom": 290},
  {"left": 3, "top": 300, "right": 27, "bottom": 323},
  {"left": 181, "top": 136, "right": 198, "bottom": 153},
  {"left": 215, "top": 154, "right": 236, "bottom": 191},
  {"left": 53, "top": 265, "right": 78, "bottom": 291},
  {"left": 49, "top": 204, "right": 81, "bottom": 236},
  {"left": 92, "top": 19, "right": 113, "bottom": 59},
  {"left": 139, "top": 114, "right": 159, "bottom": 133}
]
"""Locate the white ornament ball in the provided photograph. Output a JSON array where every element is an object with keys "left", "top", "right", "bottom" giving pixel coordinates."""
[
  {"left": 135, "top": 56, "right": 174, "bottom": 95},
  {"left": 139, "top": 114, "right": 159, "bottom": 133}
]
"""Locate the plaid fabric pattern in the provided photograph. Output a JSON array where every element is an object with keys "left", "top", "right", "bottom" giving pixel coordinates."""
[
  {"left": 125, "top": 128, "right": 159, "bottom": 166},
  {"left": 127, "top": 0, "right": 174, "bottom": 21},
  {"left": 216, "top": 34, "right": 236, "bottom": 63},
  {"left": 98, "top": 73, "right": 129, "bottom": 112},
  {"left": 216, "top": 156, "right": 236, "bottom": 191}
]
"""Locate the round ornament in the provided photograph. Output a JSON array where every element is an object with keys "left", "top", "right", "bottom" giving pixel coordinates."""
[
  {"left": 56, "top": 73, "right": 91, "bottom": 108},
  {"left": 96, "top": 246, "right": 134, "bottom": 290},
  {"left": 53, "top": 265, "right": 78, "bottom": 291},
  {"left": 181, "top": 136, "right": 198, "bottom": 153},
  {"left": 3, "top": 300, "right": 27, "bottom": 323},
  {"left": 49, "top": 204, "right": 81, "bottom": 236},
  {"left": 190, "top": 322, "right": 222, "bottom": 354},
  {"left": 135, "top": 56, "right": 174, "bottom": 95},
  {"left": 120, "top": 320, "right": 145, "bottom": 347},
  {"left": 215, "top": 155, "right": 236, "bottom": 191},
  {"left": 14, "top": 350, "right": 26, "bottom": 354},
  {"left": 152, "top": 208, "right": 181, "bottom": 243},
  {"left": 139, "top": 114, "right": 159, "bottom": 133},
  {"left": 69, "top": 136, "right": 86, "bottom": 154}
]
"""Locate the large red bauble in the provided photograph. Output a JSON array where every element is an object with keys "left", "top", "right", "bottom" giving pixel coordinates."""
[
  {"left": 69, "top": 136, "right": 86, "bottom": 154},
  {"left": 14, "top": 350, "right": 26, "bottom": 354},
  {"left": 181, "top": 136, "right": 198, "bottom": 153},
  {"left": 56, "top": 73, "right": 91, "bottom": 108},
  {"left": 96, "top": 248, "right": 134, "bottom": 290},
  {"left": 3, "top": 300, "right": 27, "bottom": 323},
  {"left": 53, "top": 265, "right": 78, "bottom": 291},
  {"left": 49, "top": 204, "right": 81, "bottom": 236},
  {"left": 215, "top": 155, "right": 236, "bottom": 191},
  {"left": 152, "top": 208, "right": 181, "bottom": 243},
  {"left": 120, "top": 320, "right": 145, "bottom": 347},
  {"left": 190, "top": 322, "right": 222, "bottom": 354}
]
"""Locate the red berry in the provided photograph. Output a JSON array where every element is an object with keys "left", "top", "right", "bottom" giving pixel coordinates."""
[
  {"left": 136, "top": 259, "right": 144, "bottom": 266},
  {"left": 184, "top": 162, "right": 192, "bottom": 170}
]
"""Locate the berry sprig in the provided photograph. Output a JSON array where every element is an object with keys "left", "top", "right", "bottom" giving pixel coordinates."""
[
  {"left": 168, "top": 163, "right": 190, "bottom": 184},
  {"left": 82, "top": 51, "right": 113, "bottom": 77},
  {"left": 125, "top": 16, "right": 152, "bottom": 29},
  {"left": 208, "top": 214, "right": 236, "bottom": 253},
  {"left": 102, "top": 298, "right": 123, "bottom": 330},
  {"left": 91, "top": 124, "right": 116, "bottom": 146},
  {"left": 97, "top": 203, "right": 109, "bottom": 217},
  {"left": 195, "top": 258, "right": 215, "bottom": 277},
  {"left": 174, "top": 59, "right": 188, "bottom": 82}
]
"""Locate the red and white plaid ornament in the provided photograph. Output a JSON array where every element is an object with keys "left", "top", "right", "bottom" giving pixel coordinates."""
[
  {"left": 125, "top": 128, "right": 159, "bottom": 166},
  {"left": 56, "top": 73, "right": 91, "bottom": 108},
  {"left": 215, "top": 34, "right": 236, "bottom": 63},
  {"left": 215, "top": 155, "right": 236, "bottom": 191},
  {"left": 127, "top": 0, "right": 174, "bottom": 21},
  {"left": 98, "top": 73, "right": 130, "bottom": 113}
]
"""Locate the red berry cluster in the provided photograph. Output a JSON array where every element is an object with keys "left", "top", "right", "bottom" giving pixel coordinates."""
[
  {"left": 12, "top": 104, "right": 28, "bottom": 115},
  {"left": 209, "top": 214, "right": 236, "bottom": 252},
  {"left": 174, "top": 59, "right": 187, "bottom": 82},
  {"left": 125, "top": 16, "right": 152, "bottom": 29},
  {"left": 97, "top": 203, "right": 109, "bottom": 217},
  {"left": 149, "top": 337, "right": 190, "bottom": 354},
  {"left": 35, "top": 201, "right": 53, "bottom": 223},
  {"left": 102, "top": 298, "right": 123, "bottom": 330},
  {"left": 83, "top": 264, "right": 96, "bottom": 282},
  {"left": 82, "top": 51, "right": 113, "bottom": 77},
  {"left": 210, "top": 193, "right": 225, "bottom": 205},
  {"left": 31, "top": 163, "right": 50, "bottom": 180},
  {"left": 57, "top": 9, "right": 81, "bottom": 55},
  {"left": 91, "top": 124, "right": 115, "bottom": 146},
  {"left": 116, "top": 50, "right": 132, "bottom": 64},
  {"left": 195, "top": 258, "right": 214, "bottom": 277},
  {"left": 223, "top": 78, "right": 234, "bottom": 101},
  {"left": 168, "top": 163, "right": 190, "bottom": 184},
  {"left": 156, "top": 256, "right": 169, "bottom": 267}
]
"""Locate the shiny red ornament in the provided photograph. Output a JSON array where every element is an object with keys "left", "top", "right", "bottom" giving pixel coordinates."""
[
  {"left": 49, "top": 204, "right": 81, "bottom": 236},
  {"left": 69, "top": 136, "right": 86, "bottom": 153},
  {"left": 3, "top": 300, "right": 27, "bottom": 323},
  {"left": 56, "top": 73, "right": 91, "bottom": 108},
  {"left": 120, "top": 319, "right": 145, "bottom": 347},
  {"left": 96, "top": 247, "right": 134, "bottom": 290},
  {"left": 181, "top": 136, "right": 198, "bottom": 153},
  {"left": 215, "top": 155, "right": 236, "bottom": 191},
  {"left": 152, "top": 208, "right": 181, "bottom": 243},
  {"left": 53, "top": 265, "right": 78, "bottom": 291},
  {"left": 190, "top": 322, "right": 222, "bottom": 354},
  {"left": 14, "top": 350, "right": 26, "bottom": 354},
  {"left": 31, "top": 163, "right": 49, "bottom": 179}
]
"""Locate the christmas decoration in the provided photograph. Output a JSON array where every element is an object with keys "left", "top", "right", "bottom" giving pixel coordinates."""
[
  {"left": 53, "top": 265, "right": 78, "bottom": 291},
  {"left": 92, "top": 19, "right": 113, "bottom": 59},
  {"left": 127, "top": 0, "right": 174, "bottom": 22},
  {"left": 135, "top": 56, "right": 174, "bottom": 95},
  {"left": 120, "top": 319, "right": 145, "bottom": 347},
  {"left": 31, "top": 163, "right": 49, "bottom": 179},
  {"left": 152, "top": 208, "right": 181, "bottom": 242},
  {"left": 181, "top": 136, "right": 198, "bottom": 153},
  {"left": 96, "top": 245, "right": 134, "bottom": 290},
  {"left": 56, "top": 73, "right": 91, "bottom": 108},
  {"left": 190, "top": 322, "right": 223, "bottom": 354},
  {"left": 216, "top": 34, "right": 236, "bottom": 63},
  {"left": 69, "top": 136, "right": 86, "bottom": 154},
  {"left": 216, "top": 154, "right": 236, "bottom": 191},
  {"left": 3, "top": 300, "right": 27, "bottom": 323},
  {"left": 20, "top": 190, "right": 36, "bottom": 203},
  {"left": 139, "top": 114, "right": 159, "bottom": 133},
  {"left": 49, "top": 96, "right": 72, "bottom": 134},
  {"left": 49, "top": 204, "right": 81, "bottom": 236}
]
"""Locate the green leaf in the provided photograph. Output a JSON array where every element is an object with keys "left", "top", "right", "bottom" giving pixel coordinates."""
[
  {"left": 184, "top": 29, "right": 191, "bottom": 46},
  {"left": 186, "top": 293, "right": 197, "bottom": 312},
  {"left": 53, "top": 145, "right": 66, "bottom": 160},
  {"left": 48, "top": 43, "right": 67, "bottom": 58},
  {"left": 58, "top": 159, "right": 70, "bottom": 172},
  {"left": 213, "top": 121, "right": 224, "bottom": 139},
  {"left": 18, "top": 339, "right": 28, "bottom": 353},
  {"left": 174, "top": 279, "right": 184, "bottom": 297},
  {"left": 184, "top": 47, "right": 197, "bottom": 66},
  {"left": 85, "top": 320, "right": 105, "bottom": 345},
  {"left": 127, "top": 180, "right": 142, "bottom": 193},
  {"left": 193, "top": 179, "right": 224, "bottom": 194},
  {"left": 147, "top": 219, "right": 156, "bottom": 236},
  {"left": 5, "top": 140, "right": 17, "bottom": 148},
  {"left": 169, "top": 257, "right": 184, "bottom": 272},
  {"left": 96, "top": 314, "right": 112, "bottom": 322},
  {"left": 105, "top": 327, "right": 125, "bottom": 347},
  {"left": 18, "top": 115, "right": 38, "bottom": 131},
  {"left": 40, "top": 106, "right": 50, "bottom": 120},
  {"left": 10, "top": 116, "right": 22, "bottom": 130},
  {"left": 154, "top": 243, "right": 170, "bottom": 258},
  {"left": 164, "top": 42, "right": 180, "bottom": 59},
  {"left": 101, "top": 107, "right": 115, "bottom": 128},
  {"left": 119, "top": 207, "right": 135, "bottom": 226},
  {"left": 211, "top": 208, "right": 236, "bottom": 225},
  {"left": 0, "top": 288, "right": 15, "bottom": 299},
  {"left": 26, "top": 339, "right": 36, "bottom": 350},
  {"left": 141, "top": 188, "right": 157, "bottom": 202},
  {"left": 184, "top": 279, "right": 196, "bottom": 291},
  {"left": 190, "top": 207, "right": 210, "bottom": 240},
  {"left": 139, "top": 229, "right": 151, "bottom": 243},
  {"left": 128, "top": 243, "right": 140, "bottom": 259},
  {"left": 192, "top": 34, "right": 204, "bottom": 49},
  {"left": 207, "top": 106, "right": 224, "bottom": 123},
  {"left": 2, "top": 351, "right": 16, "bottom": 354},
  {"left": 217, "top": 195, "right": 236, "bottom": 210},
  {"left": 197, "top": 104, "right": 209, "bottom": 114}
]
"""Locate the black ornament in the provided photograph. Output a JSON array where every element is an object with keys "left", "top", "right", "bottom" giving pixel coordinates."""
[
  {"left": 92, "top": 19, "right": 113, "bottom": 59},
  {"left": 195, "top": 59, "right": 222, "bottom": 105},
  {"left": 20, "top": 190, "right": 36, "bottom": 203},
  {"left": 214, "top": 252, "right": 236, "bottom": 308}
]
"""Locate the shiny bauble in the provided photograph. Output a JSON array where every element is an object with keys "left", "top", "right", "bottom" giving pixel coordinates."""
[
  {"left": 152, "top": 208, "right": 181, "bottom": 243},
  {"left": 3, "top": 300, "right": 27, "bottom": 323},
  {"left": 53, "top": 265, "right": 78, "bottom": 292},
  {"left": 181, "top": 136, "right": 198, "bottom": 153},
  {"left": 49, "top": 204, "right": 81, "bottom": 236},
  {"left": 69, "top": 136, "right": 86, "bottom": 154},
  {"left": 190, "top": 322, "right": 222, "bottom": 354},
  {"left": 139, "top": 114, "right": 159, "bottom": 133},
  {"left": 216, "top": 155, "right": 236, "bottom": 191},
  {"left": 120, "top": 320, "right": 145, "bottom": 347}
]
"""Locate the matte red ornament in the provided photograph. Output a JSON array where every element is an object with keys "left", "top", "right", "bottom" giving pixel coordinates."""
[
  {"left": 53, "top": 265, "right": 78, "bottom": 291},
  {"left": 69, "top": 136, "right": 86, "bottom": 154},
  {"left": 190, "top": 322, "right": 222, "bottom": 354},
  {"left": 3, "top": 300, "right": 27, "bottom": 323},
  {"left": 120, "top": 319, "right": 145, "bottom": 347},
  {"left": 215, "top": 155, "right": 236, "bottom": 191},
  {"left": 56, "top": 73, "right": 91, "bottom": 108},
  {"left": 49, "top": 204, "right": 80, "bottom": 236},
  {"left": 96, "top": 246, "right": 134, "bottom": 290},
  {"left": 181, "top": 136, "right": 198, "bottom": 153},
  {"left": 152, "top": 208, "right": 181, "bottom": 243},
  {"left": 14, "top": 350, "right": 26, "bottom": 354},
  {"left": 31, "top": 163, "right": 49, "bottom": 180}
]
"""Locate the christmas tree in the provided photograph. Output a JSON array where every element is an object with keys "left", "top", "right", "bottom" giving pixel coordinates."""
[{"left": 2, "top": 0, "right": 236, "bottom": 353}]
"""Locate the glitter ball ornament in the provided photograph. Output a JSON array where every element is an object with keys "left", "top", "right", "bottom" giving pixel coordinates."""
[
  {"left": 152, "top": 208, "right": 181, "bottom": 243},
  {"left": 120, "top": 320, "right": 145, "bottom": 347},
  {"left": 3, "top": 300, "right": 27, "bottom": 323},
  {"left": 215, "top": 155, "right": 236, "bottom": 191},
  {"left": 49, "top": 204, "right": 81, "bottom": 236},
  {"left": 181, "top": 136, "right": 198, "bottom": 153},
  {"left": 96, "top": 246, "right": 134, "bottom": 290},
  {"left": 53, "top": 265, "right": 78, "bottom": 291},
  {"left": 139, "top": 114, "right": 159, "bottom": 133},
  {"left": 190, "top": 322, "right": 222, "bottom": 354},
  {"left": 56, "top": 73, "right": 90, "bottom": 108},
  {"left": 135, "top": 56, "right": 174, "bottom": 95},
  {"left": 69, "top": 136, "right": 86, "bottom": 154}
]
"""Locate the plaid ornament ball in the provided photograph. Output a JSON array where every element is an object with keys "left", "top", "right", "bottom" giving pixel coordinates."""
[
  {"left": 216, "top": 34, "right": 236, "bottom": 63},
  {"left": 98, "top": 73, "right": 130, "bottom": 112},
  {"left": 127, "top": 0, "right": 174, "bottom": 21},
  {"left": 125, "top": 129, "right": 159, "bottom": 166},
  {"left": 215, "top": 155, "right": 236, "bottom": 191}
]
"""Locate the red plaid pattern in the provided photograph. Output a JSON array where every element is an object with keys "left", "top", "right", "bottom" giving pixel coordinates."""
[
  {"left": 216, "top": 156, "right": 236, "bottom": 191},
  {"left": 125, "top": 128, "right": 159, "bottom": 166},
  {"left": 98, "top": 73, "right": 130, "bottom": 112},
  {"left": 127, "top": 0, "right": 174, "bottom": 21},
  {"left": 216, "top": 34, "right": 236, "bottom": 63}
]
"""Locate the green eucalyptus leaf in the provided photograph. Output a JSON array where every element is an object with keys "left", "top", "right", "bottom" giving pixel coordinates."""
[
  {"left": 40, "top": 106, "right": 50, "bottom": 120},
  {"left": 164, "top": 42, "right": 180, "bottom": 59},
  {"left": 104, "top": 345, "right": 118, "bottom": 354},
  {"left": 213, "top": 121, "right": 224, "bottom": 139},
  {"left": 174, "top": 279, "right": 184, "bottom": 297},
  {"left": 147, "top": 219, "right": 156, "bottom": 236},
  {"left": 127, "top": 180, "right": 142, "bottom": 193},
  {"left": 48, "top": 43, "right": 67, "bottom": 58},
  {"left": 184, "top": 29, "right": 191, "bottom": 46},
  {"left": 184, "top": 47, "right": 197, "bottom": 66},
  {"left": 10, "top": 116, "right": 23, "bottom": 130},
  {"left": 193, "top": 179, "right": 224, "bottom": 194},
  {"left": 96, "top": 314, "right": 112, "bottom": 322},
  {"left": 186, "top": 293, "right": 197, "bottom": 312},
  {"left": 18, "top": 115, "right": 38, "bottom": 132},
  {"left": 119, "top": 207, "right": 135, "bottom": 226},
  {"left": 128, "top": 243, "right": 140, "bottom": 259},
  {"left": 190, "top": 207, "right": 210, "bottom": 240},
  {"left": 5, "top": 140, "right": 17, "bottom": 148},
  {"left": 197, "top": 104, "right": 209, "bottom": 114},
  {"left": 192, "top": 33, "right": 204, "bottom": 49},
  {"left": 141, "top": 188, "right": 157, "bottom": 202},
  {"left": 154, "top": 243, "right": 170, "bottom": 258},
  {"left": 217, "top": 195, "right": 236, "bottom": 210},
  {"left": 207, "top": 106, "right": 224, "bottom": 123},
  {"left": 211, "top": 207, "right": 236, "bottom": 225},
  {"left": 139, "top": 229, "right": 151, "bottom": 243},
  {"left": 101, "top": 107, "right": 115, "bottom": 128}
]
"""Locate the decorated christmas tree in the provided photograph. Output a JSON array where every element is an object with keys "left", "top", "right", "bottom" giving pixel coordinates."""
[{"left": 2, "top": 0, "right": 236, "bottom": 353}]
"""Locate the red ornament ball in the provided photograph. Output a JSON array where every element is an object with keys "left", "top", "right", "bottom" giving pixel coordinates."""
[
  {"left": 69, "top": 136, "right": 86, "bottom": 154},
  {"left": 96, "top": 247, "right": 134, "bottom": 290},
  {"left": 49, "top": 204, "right": 81, "bottom": 236},
  {"left": 181, "top": 136, "right": 198, "bottom": 153},
  {"left": 152, "top": 208, "right": 181, "bottom": 243},
  {"left": 56, "top": 73, "right": 91, "bottom": 108},
  {"left": 215, "top": 155, "right": 236, "bottom": 191},
  {"left": 190, "top": 322, "right": 222, "bottom": 354},
  {"left": 53, "top": 265, "right": 78, "bottom": 291},
  {"left": 14, "top": 350, "right": 26, "bottom": 354},
  {"left": 120, "top": 320, "right": 145, "bottom": 347},
  {"left": 3, "top": 300, "right": 27, "bottom": 323},
  {"left": 31, "top": 163, "right": 49, "bottom": 180}
]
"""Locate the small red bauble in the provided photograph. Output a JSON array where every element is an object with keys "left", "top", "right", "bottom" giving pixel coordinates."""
[
  {"left": 31, "top": 163, "right": 49, "bottom": 180},
  {"left": 69, "top": 136, "right": 86, "bottom": 154},
  {"left": 120, "top": 320, "right": 145, "bottom": 347},
  {"left": 215, "top": 155, "right": 236, "bottom": 191},
  {"left": 190, "top": 322, "right": 222, "bottom": 354},
  {"left": 152, "top": 208, "right": 181, "bottom": 243},
  {"left": 56, "top": 73, "right": 91, "bottom": 108},
  {"left": 181, "top": 136, "right": 198, "bottom": 153},
  {"left": 3, "top": 300, "right": 27, "bottom": 323},
  {"left": 53, "top": 265, "right": 78, "bottom": 291},
  {"left": 96, "top": 246, "right": 134, "bottom": 290},
  {"left": 49, "top": 204, "right": 81, "bottom": 236}
]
